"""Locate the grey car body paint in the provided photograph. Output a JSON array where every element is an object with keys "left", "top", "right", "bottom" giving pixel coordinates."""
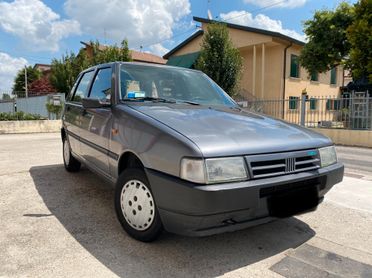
[{"left": 62, "top": 62, "right": 343, "bottom": 237}]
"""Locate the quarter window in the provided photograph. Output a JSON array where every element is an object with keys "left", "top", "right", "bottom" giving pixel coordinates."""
[
  {"left": 290, "top": 55, "right": 300, "bottom": 78},
  {"left": 89, "top": 68, "right": 112, "bottom": 101},
  {"left": 72, "top": 71, "right": 94, "bottom": 103}
]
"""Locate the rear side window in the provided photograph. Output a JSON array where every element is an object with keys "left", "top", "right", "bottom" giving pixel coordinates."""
[
  {"left": 89, "top": 68, "right": 112, "bottom": 101},
  {"left": 72, "top": 71, "right": 94, "bottom": 102}
]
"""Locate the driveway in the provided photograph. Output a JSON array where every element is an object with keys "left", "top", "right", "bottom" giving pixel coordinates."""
[{"left": 0, "top": 133, "right": 372, "bottom": 277}]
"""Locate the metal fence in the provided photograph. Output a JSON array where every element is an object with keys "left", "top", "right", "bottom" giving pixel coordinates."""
[
  {"left": 244, "top": 93, "right": 372, "bottom": 130},
  {"left": 0, "top": 92, "right": 65, "bottom": 120}
]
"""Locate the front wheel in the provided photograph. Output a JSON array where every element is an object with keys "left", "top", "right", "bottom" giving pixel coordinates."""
[
  {"left": 115, "top": 168, "right": 163, "bottom": 242},
  {"left": 63, "top": 137, "right": 81, "bottom": 172}
]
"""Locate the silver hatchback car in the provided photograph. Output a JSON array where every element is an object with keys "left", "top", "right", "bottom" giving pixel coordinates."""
[{"left": 62, "top": 62, "right": 344, "bottom": 242}]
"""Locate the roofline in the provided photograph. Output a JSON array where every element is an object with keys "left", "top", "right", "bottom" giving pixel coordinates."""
[
  {"left": 193, "top": 16, "right": 305, "bottom": 46},
  {"left": 163, "top": 29, "right": 204, "bottom": 59}
]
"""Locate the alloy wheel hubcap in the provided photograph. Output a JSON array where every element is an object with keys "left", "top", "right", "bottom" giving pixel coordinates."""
[
  {"left": 63, "top": 141, "right": 70, "bottom": 165},
  {"left": 120, "top": 179, "right": 155, "bottom": 231}
]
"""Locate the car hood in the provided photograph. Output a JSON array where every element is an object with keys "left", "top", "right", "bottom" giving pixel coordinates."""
[{"left": 129, "top": 103, "right": 332, "bottom": 157}]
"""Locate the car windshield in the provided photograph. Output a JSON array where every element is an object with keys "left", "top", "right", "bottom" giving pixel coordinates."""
[{"left": 119, "top": 64, "right": 237, "bottom": 107}]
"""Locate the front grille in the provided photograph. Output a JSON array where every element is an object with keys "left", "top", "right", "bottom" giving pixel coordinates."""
[{"left": 246, "top": 150, "right": 320, "bottom": 179}]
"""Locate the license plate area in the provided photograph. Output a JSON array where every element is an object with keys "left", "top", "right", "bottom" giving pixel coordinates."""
[{"left": 263, "top": 178, "right": 320, "bottom": 218}]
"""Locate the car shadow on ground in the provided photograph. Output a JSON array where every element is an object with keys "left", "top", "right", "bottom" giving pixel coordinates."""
[{"left": 29, "top": 164, "right": 316, "bottom": 277}]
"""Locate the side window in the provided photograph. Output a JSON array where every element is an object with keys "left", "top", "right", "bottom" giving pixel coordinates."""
[
  {"left": 310, "top": 71, "right": 318, "bottom": 82},
  {"left": 72, "top": 71, "right": 94, "bottom": 103},
  {"left": 290, "top": 55, "right": 300, "bottom": 78},
  {"left": 330, "top": 67, "right": 337, "bottom": 85},
  {"left": 289, "top": 96, "right": 299, "bottom": 110},
  {"left": 89, "top": 68, "right": 112, "bottom": 101}
]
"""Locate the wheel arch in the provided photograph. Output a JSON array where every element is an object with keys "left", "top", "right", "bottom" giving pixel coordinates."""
[{"left": 117, "top": 151, "right": 145, "bottom": 175}]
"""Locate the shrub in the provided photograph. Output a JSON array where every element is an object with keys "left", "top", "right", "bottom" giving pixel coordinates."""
[{"left": 0, "top": 112, "right": 45, "bottom": 121}]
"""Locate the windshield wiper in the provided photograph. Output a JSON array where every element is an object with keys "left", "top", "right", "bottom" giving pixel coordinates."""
[
  {"left": 177, "top": 100, "right": 200, "bottom": 105},
  {"left": 123, "top": 96, "right": 176, "bottom": 103}
]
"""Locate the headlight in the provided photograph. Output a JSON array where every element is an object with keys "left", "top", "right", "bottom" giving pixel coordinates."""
[
  {"left": 319, "top": 146, "right": 337, "bottom": 167},
  {"left": 180, "top": 157, "right": 248, "bottom": 184}
]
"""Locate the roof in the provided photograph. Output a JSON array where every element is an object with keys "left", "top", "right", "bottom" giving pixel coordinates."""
[
  {"left": 193, "top": 17, "right": 305, "bottom": 46},
  {"left": 130, "top": 50, "right": 166, "bottom": 64},
  {"left": 163, "top": 30, "right": 204, "bottom": 59},
  {"left": 163, "top": 17, "right": 305, "bottom": 59},
  {"left": 80, "top": 41, "right": 166, "bottom": 64},
  {"left": 33, "top": 63, "right": 51, "bottom": 71},
  {"left": 166, "top": 52, "right": 200, "bottom": 68}
]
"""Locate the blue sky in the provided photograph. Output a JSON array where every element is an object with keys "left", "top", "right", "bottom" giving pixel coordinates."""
[{"left": 0, "top": 0, "right": 356, "bottom": 91}]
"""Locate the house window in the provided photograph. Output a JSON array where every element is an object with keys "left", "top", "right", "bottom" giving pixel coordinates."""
[
  {"left": 330, "top": 67, "right": 337, "bottom": 85},
  {"left": 310, "top": 98, "right": 317, "bottom": 110},
  {"left": 290, "top": 55, "right": 300, "bottom": 78},
  {"left": 310, "top": 71, "right": 318, "bottom": 82},
  {"left": 289, "top": 96, "right": 299, "bottom": 110},
  {"left": 326, "top": 99, "right": 341, "bottom": 110}
]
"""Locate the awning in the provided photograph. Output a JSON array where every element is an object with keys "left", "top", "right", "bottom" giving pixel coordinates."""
[{"left": 166, "top": 52, "right": 200, "bottom": 68}]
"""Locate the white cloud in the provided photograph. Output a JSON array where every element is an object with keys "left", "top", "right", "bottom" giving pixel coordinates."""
[
  {"left": 0, "top": 0, "right": 81, "bottom": 52},
  {"left": 148, "top": 44, "right": 169, "bottom": 56},
  {"left": 243, "top": 0, "right": 307, "bottom": 9},
  {"left": 64, "top": 0, "right": 191, "bottom": 48},
  {"left": 0, "top": 52, "right": 28, "bottom": 91},
  {"left": 220, "top": 10, "right": 305, "bottom": 42}
]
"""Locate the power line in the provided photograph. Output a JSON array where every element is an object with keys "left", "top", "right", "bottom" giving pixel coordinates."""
[{"left": 219, "top": 0, "right": 288, "bottom": 22}]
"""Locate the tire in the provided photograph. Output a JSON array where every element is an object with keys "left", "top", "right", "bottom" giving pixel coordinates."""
[
  {"left": 115, "top": 168, "right": 163, "bottom": 242},
  {"left": 63, "top": 137, "right": 81, "bottom": 172}
]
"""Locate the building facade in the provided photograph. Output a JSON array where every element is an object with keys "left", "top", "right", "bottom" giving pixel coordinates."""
[{"left": 164, "top": 17, "right": 343, "bottom": 101}]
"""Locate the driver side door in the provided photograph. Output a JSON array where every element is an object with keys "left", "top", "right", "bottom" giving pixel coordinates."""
[{"left": 80, "top": 66, "right": 113, "bottom": 176}]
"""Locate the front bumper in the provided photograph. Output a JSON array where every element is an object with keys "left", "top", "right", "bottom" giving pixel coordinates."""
[{"left": 146, "top": 162, "right": 344, "bottom": 237}]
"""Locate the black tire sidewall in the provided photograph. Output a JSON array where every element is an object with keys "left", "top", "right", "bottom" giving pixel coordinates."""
[
  {"left": 115, "top": 168, "right": 162, "bottom": 242},
  {"left": 63, "top": 137, "right": 80, "bottom": 172}
]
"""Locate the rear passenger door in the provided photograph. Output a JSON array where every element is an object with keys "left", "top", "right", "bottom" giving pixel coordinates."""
[
  {"left": 64, "top": 70, "right": 95, "bottom": 156},
  {"left": 79, "top": 67, "right": 113, "bottom": 175}
]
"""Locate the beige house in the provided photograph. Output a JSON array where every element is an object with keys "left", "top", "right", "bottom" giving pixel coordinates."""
[{"left": 164, "top": 17, "right": 343, "bottom": 101}]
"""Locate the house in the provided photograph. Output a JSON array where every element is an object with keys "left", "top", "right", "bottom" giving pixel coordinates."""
[
  {"left": 164, "top": 17, "right": 343, "bottom": 101},
  {"left": 29, "top": 64, "right": 56, "bottom": 96},
  {"left": 33, "top": 63, "right": 52, "bottom": 73},
  {"left": 80, "top": 41, "right": 166, "bottom": 65}
]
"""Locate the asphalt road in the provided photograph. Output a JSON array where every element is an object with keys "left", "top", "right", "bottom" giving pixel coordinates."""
[
  {"left": 336, "top": 146, "right": 372, "bottom": 179},
  {"left": 0, "top": 133, "right": 371, "bottom": 278}
]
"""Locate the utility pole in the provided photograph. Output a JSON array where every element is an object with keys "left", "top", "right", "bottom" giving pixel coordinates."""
[{"left": 24, "top": 66, "right": 28, "bottom": 98}]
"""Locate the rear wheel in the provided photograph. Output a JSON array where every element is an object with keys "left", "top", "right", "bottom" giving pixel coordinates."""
[
  {"left": 63, "top": 137, "right": 81, "bottom": 172},
  {"left": 115, "top": 168, "right": 162, "bottom": 242}
]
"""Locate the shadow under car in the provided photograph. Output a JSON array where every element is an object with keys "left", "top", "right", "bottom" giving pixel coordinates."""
[{"left": 29, "top": 164, "right": 316, "bottom": 277}]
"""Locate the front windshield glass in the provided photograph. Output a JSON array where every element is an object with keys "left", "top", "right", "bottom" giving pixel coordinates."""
[{"left": 119, "top": 64, "right": 237, "bottom": 107}]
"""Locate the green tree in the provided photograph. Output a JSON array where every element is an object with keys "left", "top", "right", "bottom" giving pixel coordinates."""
[
  {"left": 346, "top": 0, "right": 372, "bottom": 82},
  {"left": 299, "top": 1, "right": 372, "bottom": 83},
  {"left": 50, "top": 39, "right": 131, "bottom": 94},
  {"left": 299, "top": 3, "right": 354, "bottom": 74},
  {"left": 90, "top": 39, "right": 132, "bottom": 65},
  {"left": 195, "top": 23, "right": 242, "bottom": 96},
  {"left": 13, "top": 66, "right": 41, "bottom": 96},
  {"left": 50, "top": 51, "right": 90, "bottom": 94},
  {"left": 2, "top": 93, "right": 11, "bottom": 100}
]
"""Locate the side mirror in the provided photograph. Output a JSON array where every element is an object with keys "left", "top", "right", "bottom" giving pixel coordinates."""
[{"left": 82, "top": 98, "right": 111, "bottom": 109}]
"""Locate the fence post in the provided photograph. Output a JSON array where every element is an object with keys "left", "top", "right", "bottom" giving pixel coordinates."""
[{"left": 300, "top": 93, "right": 307, "bottom": 126}]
